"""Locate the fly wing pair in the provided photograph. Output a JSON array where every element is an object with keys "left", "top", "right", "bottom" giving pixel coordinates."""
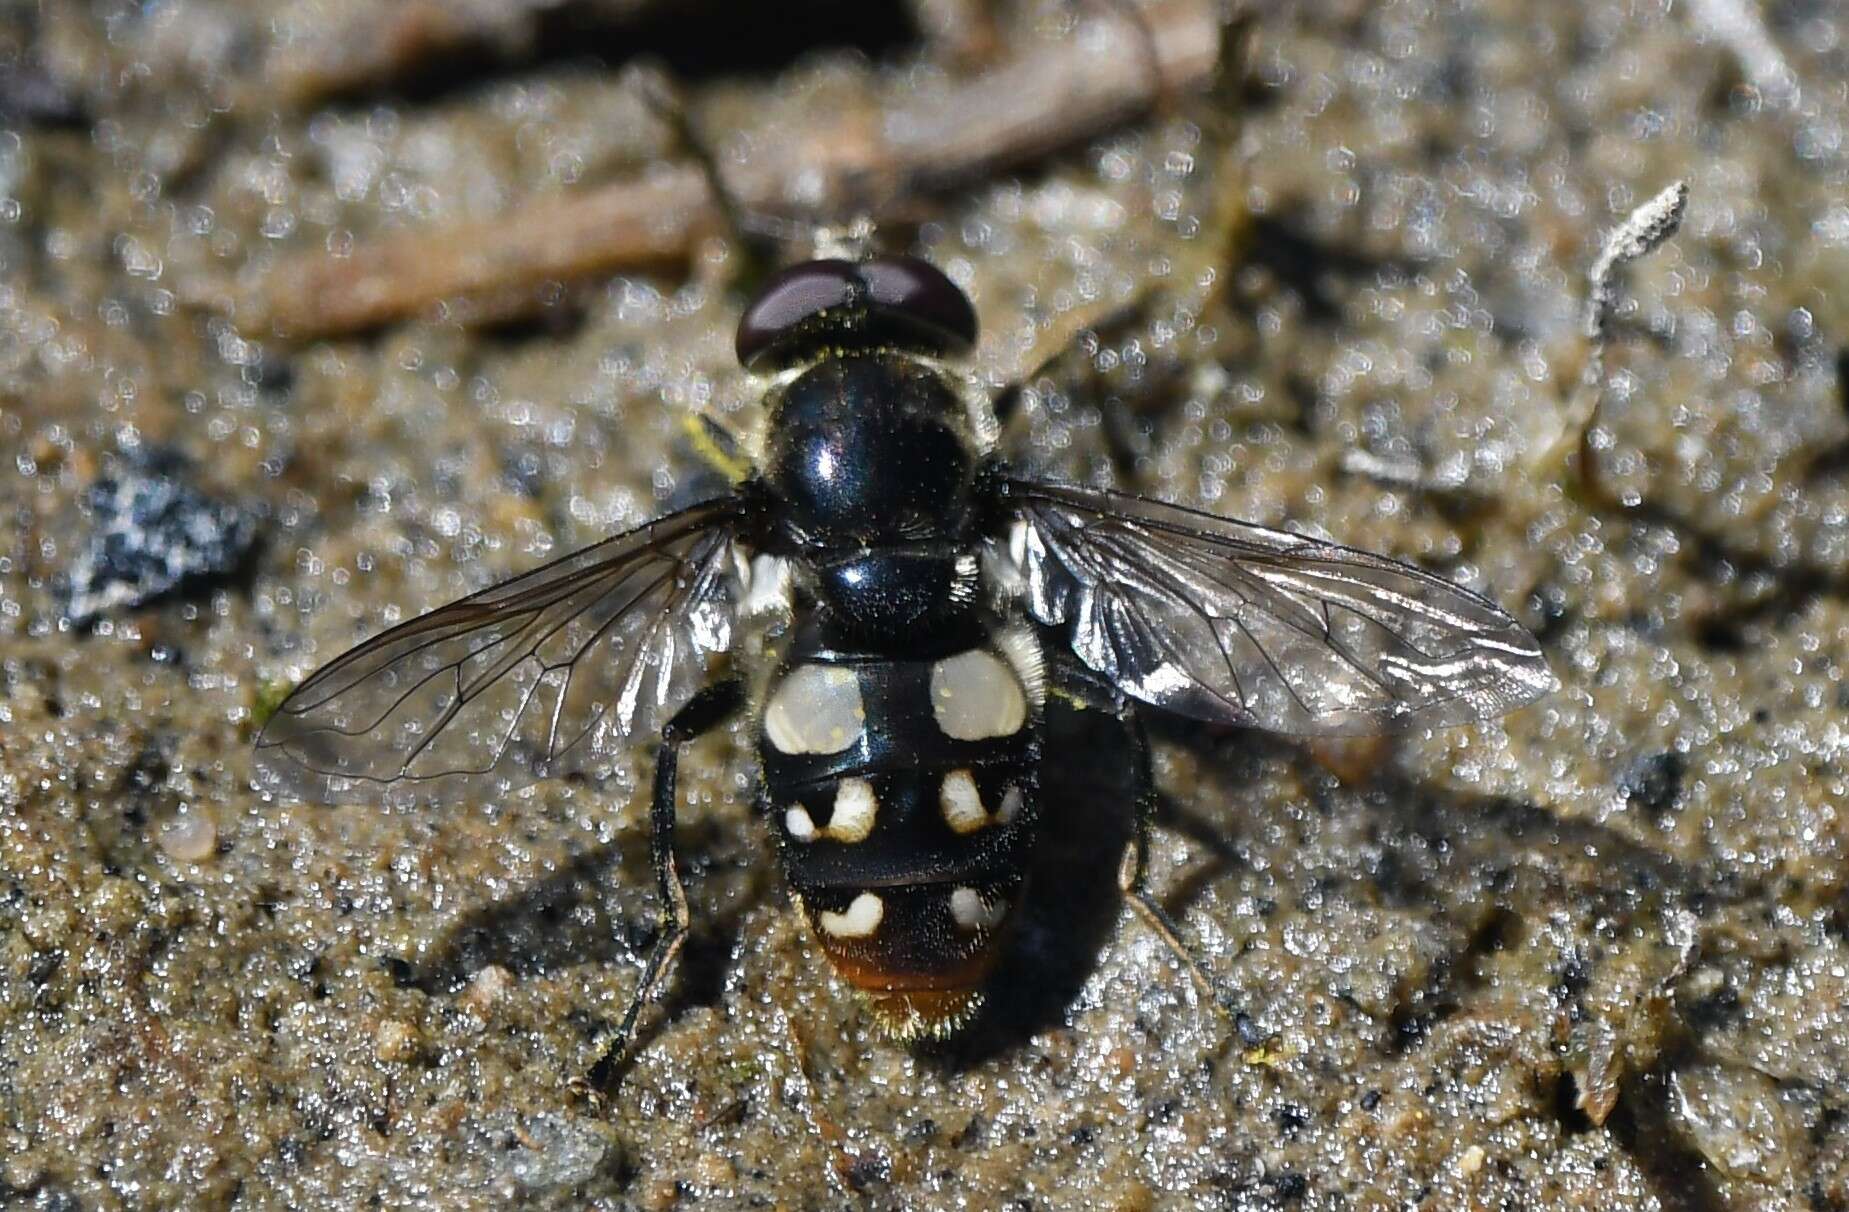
[{"left": 254, "top": 479, "right": 1556, "bottom": 805}]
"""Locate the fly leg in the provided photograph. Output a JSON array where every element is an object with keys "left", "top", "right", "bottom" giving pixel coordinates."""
[
  {"left": 1048, "top": 654, "right": 1230, "bottom": 1020},
  {"left": 587, "top": 677, "right": 745, "bottom": 1094},
  {"left": 1113, "top": 704, "right": 1230, "bottom": 1017}
]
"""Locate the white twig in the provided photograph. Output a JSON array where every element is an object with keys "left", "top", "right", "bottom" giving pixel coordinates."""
[
  {"left": 1541, "top": 180, "right": 1689, "bottom": 483},
  {"left": 1583, "top": 180, "right": 1690, "bottom": 343},
  {"left": 1576, "top": 181, "right": 1689, "bottom": 406}
]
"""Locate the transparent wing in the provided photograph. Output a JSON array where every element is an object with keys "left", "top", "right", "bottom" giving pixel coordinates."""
[
  {"left": 255, "top": 497, "right": 744, "bottom": 805},
  {"left": 999, "top": 480, "right": 1556, "bottom": 735}
]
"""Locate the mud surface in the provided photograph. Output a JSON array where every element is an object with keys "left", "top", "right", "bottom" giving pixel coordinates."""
[{"left": 3, "top": 1, "right": 1848, "bottom": 1208}]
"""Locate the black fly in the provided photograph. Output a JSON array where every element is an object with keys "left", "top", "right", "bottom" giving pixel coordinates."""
[{"left": 254, "top": 250, "right": 1556, "bottom": 1079}]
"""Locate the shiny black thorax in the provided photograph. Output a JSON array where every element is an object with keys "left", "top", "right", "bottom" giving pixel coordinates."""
[{"left": 757, "top": 351, "right": 986, "bottom": 651}]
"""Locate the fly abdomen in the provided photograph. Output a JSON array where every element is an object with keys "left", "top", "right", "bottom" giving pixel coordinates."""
[
  {"left": 774, "top": 760, "right": 1039, "bottom": 1040},
  {"left": 772, "top": 763, "right": 1033, "bottom": 889},
  {"left": 757, "top": 624, "right": 1047, "bottom": 1037}
]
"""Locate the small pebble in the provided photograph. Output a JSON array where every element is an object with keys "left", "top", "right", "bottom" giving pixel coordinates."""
[
  {"left": 1, "top": 1143, "right": 43, "bottom": 1192},
  {"left": 1109, "top": 1181, "right": 1155, "bottom": 1212},
  {"left": 375, "top": 1019, "right": 419, "bottom": 1063},
  {"left": 64, "top": 452, "right": 257, "bottom": 625},
  {"left": 508, "top": 1115, "right": 617, "bottom": 1190},
  {"left": 1618, "top": 750, "right": 1687, "bottom": 815},
  {"left": 1457, "top": 1144, "right": 1486, "bottom": 1176},
  {"left": 158, "top": 811, "right": 218, "bottom": 863},
  {"left": 693, "top": 1151, "right": 735, "bottom": 1187},
  {"left": 461, "top": 964, "right": 513, "bottom": 1013},
  {"left": 1671, "top": 1062, "right": 1793, "bottom": 1182},
  {"left": 1682, "top": 965, "right": 1727, "bottom": 1000},
  {"left": 643, "top": 1175, "right": 682, "bottom": 1211}
]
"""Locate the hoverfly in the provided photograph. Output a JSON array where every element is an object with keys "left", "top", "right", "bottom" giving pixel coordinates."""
[{"left": 254, "top": 249, "right": 1556, "bottom": 1080}]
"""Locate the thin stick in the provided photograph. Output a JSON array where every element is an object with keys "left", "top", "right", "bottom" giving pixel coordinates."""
[
  {"left": 1535, "top": 180, "right": 1689, "bottom": 494},
  {"left": 245, "top": 166, "right": 713, "bottom": 338}
]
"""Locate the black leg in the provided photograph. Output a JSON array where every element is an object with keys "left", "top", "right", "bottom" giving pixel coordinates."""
[
  {"left": 587, "top": 677, "right": 744, "bottom": 1093},
  {"left": 1049, "top": 654, "right": 1230, "bottom": 1018}
]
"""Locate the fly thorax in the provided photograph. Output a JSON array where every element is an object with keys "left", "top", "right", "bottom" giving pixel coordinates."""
[
  {"left": 811, "top": 548, "right": 981, "bottom": 648},
  {"left": 764, "top": 354, "right": 979, "bottom": 548}
]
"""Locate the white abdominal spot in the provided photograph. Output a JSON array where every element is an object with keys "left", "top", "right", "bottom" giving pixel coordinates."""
[
  {"left": 948, "top": 886, "right": 1006, "bottom": 932},
  {"left": 940, "top": 769, "right": 988, "bottom": 834},
  {"left": 818, "top": 892, "right": 884, "bottom": 939},
  {"left": 827, "top": 778, "right": 877, "bottom": 843}
]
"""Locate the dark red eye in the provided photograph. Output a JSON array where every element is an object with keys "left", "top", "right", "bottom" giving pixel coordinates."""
[
  {"left": 735, "top": 256, "right": 978, "bottom": 370},
  {"left": 858, "top": 256, "right": 979, "bottom": 351}
]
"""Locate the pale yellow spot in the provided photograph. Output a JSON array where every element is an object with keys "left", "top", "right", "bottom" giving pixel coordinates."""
[
  {"left": 929, "top": 649, "right": 1026, "bottom": 740},
  {"left": 819, "top": 892, "right": 884, "bottom": 939},
  {"left": 764, "top": 664, "right": 865, "bottom": 755},
  {"left": 948, "top": 886, "right": 1005, "bottom": 932},
  {"left": 940, "top": 769, "right": 988, "bottom": 834},
  {"left": 785, "top": 804, "right": 817, "bottom": 842},
  {"left": 826, "top": 778, "right": 877, "bottom": 843},
  {"left": 996, "top": 785, "right": 1023, "bottom": 824}
]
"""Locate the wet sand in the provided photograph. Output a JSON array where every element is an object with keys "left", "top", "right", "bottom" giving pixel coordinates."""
[{"left": 2, "top": 1, "right": 1847, "bottom": 1207}]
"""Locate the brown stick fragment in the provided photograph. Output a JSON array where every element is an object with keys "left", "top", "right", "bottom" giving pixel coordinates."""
[
  {"left": 876, "top": 0, "right": 1221, "bottom": 192},
  {"left": 263, "top": 0, "right": 666, "bottom": 108},
  {"left": 246, "top": 167, "right": 717, "bottom": 337},
  {"left": 702, "top": 0, "right": 1224, "bottom": 217},
  {"left": 241, "top": 0, "right": 1221, "bottom": 337},
  {"left": 264, "top": 1, "right": 541, "bottom": 107}
]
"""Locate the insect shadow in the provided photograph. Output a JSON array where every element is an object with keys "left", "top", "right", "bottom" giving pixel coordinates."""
[
  {"left": 402, "top": 809, "right": 770, "bottom": 1027},
  {"left": 924, "top": 699, "right": 1143, "bottom": 1066},
  {"left": 401, "top": 705, "right": 1146, "bottom": 1066}
]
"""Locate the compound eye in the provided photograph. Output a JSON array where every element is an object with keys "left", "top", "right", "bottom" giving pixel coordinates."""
[
  {"left": 736, "top": 260, "right": 859, "bottom": 368},
  {"left": 735, "top": 256, "right": 978, "bottom": 369},
  {"left": 858, "top": 256, "right": 978, "bottom": 355}
]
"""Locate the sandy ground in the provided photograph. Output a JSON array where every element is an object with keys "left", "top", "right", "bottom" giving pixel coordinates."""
[{"left": 3, "top": 0, "right": 1848, "bottom": 1208}]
